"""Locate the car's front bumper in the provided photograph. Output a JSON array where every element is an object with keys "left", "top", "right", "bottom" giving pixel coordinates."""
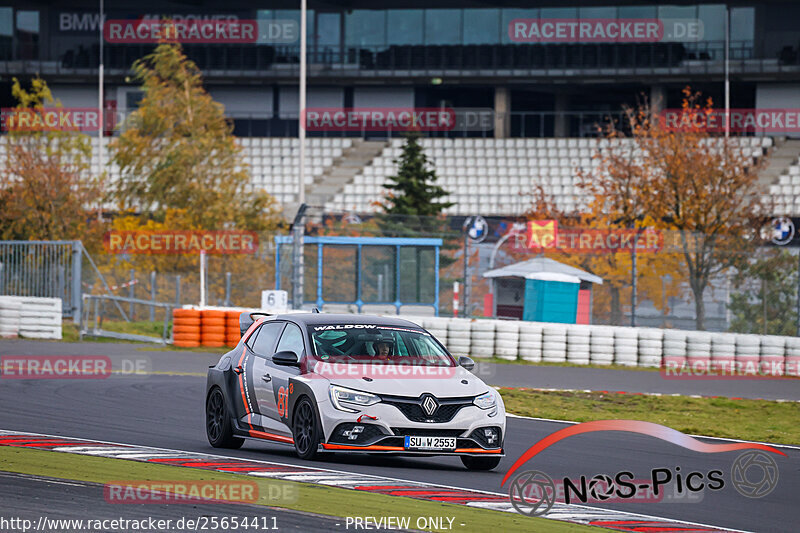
[{"left": 317, "top": 398, "right": 506, "bottom": 456}]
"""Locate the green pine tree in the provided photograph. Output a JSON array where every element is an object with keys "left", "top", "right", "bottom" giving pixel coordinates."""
[
  {"left": 376, "top": 133, "right": 459, "bottom": 300},
  {"left": 380, "top": 132, "right": 454, "bottom": 218}
]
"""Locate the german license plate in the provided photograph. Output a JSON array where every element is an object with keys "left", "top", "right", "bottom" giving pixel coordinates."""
[{"left": 404, "top": 436, "right": 456, "bottom": 450}]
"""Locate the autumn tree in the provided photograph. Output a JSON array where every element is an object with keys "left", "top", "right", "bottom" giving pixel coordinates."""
[
  {"left": 0, "top": 77, "right": 102, "bottom": 240},
  {"left": 524, "top": 186, "right": 682, "bottom": 325},
  {"left": 615, "top": 89, "right": 765, "bottom": 329},
  {"left": 110, "top": 43, "right": 280, "bottom": 232}
]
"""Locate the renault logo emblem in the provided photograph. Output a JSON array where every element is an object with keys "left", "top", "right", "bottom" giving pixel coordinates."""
[{"left": 422, "top": 395, "right": 438, "bottom": 416}]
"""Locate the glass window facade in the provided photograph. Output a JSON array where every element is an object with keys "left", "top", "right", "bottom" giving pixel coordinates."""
[
  {"left": 0, "top": 3, "right": 780, "bottom": 68},
  {"left": 424, "top": 9, "right": 461, "bottom": 46},
  {"left": 387, "top": 9, "right": 422, "bottom": 46}
]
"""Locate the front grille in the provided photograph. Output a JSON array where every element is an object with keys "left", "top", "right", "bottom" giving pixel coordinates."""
[
  {"left": 468, "top": 426, "right": 503, "bottom": 449},
  {"left": 391, "top": 428, "right": 466, "bottom": 437},
  {"left": 382, "top": 394, "right": 474, "bottom": 423}
]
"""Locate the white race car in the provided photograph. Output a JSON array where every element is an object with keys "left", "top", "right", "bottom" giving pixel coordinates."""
[{"left": 206, "top": 313, "right": 506, "bottom": 470}]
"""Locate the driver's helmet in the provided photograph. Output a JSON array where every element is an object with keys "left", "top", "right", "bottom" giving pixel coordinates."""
[{"left": 373, "top": 335, "right": 394, "bottom": 357}]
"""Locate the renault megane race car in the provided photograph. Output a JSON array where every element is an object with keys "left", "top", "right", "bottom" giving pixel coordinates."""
[{"left": 205, "top": 313, "right": 506, "bottom": 470}]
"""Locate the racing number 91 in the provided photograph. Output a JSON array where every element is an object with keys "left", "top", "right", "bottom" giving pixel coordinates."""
[{"left": 277, "top": 386, "right": 289, "bottom": 418}]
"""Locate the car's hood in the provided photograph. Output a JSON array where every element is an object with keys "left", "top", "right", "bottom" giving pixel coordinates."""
[{"left": 309, "top": 362, "right": 489, "bottom": 398}]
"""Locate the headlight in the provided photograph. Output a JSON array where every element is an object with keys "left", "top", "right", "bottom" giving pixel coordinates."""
[
  {"left": 329, "top": 385, "right": 381, "bottom": 413},
  {"left": 473, "top": 391, "right": 497, "bottom": 410}
]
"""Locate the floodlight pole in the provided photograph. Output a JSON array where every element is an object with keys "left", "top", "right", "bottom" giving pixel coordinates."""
[
  {"left": 724, "top": 6, "right": 730, "bottom": 139},
  {"left": 298, "top": 0, "right": 307, "bottom": 206},
  {"left": 98, "top": 0, "right": 104, "bottom": 219},
  {"left": 292, "top": 204, "right": 308, "bottom": 310},
  {"left": 462, "top": 233, "right": 470, "bottom": 318}
]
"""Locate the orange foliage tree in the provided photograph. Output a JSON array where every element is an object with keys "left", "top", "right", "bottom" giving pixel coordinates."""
[
  {"left": 0, "top": 77, "right": 103, "bottom": 241},
  {"left": 525, "top": 88, "right": 766, "bottom": 329},
  {"left": 616, "top": 89, "right": 765, "bottom": 330}
]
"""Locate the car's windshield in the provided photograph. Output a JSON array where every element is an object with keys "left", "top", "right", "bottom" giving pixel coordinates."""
[{"left": 308, "top": 325, "right": 453, "bottom": 366}]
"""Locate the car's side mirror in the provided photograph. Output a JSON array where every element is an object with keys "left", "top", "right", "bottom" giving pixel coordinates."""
[
  {"left": 458, "top": 356, "right": 475, "bottom": 371},
  {"left": 273, "top": 350, "right": 300, "bottom": 366}
]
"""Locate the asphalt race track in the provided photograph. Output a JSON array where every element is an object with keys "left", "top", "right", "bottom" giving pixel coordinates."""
[{"left": 0, "top": 340, "right": 798, "bottom": 532}]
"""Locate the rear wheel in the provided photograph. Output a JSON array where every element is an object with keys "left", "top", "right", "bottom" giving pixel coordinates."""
[
  {"left": 206, "top": 387, "right": 244, "bottom": 449},
  {"left": 461, "top": 455, "right": 502, "bottom": 471},
  {"left": 292, "top": 397, "right": 321, "bottom": 460}
]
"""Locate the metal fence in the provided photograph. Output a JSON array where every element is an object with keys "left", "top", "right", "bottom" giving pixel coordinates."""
[{"left": 0, "top": 241, "right": 81, "bottom": 318}]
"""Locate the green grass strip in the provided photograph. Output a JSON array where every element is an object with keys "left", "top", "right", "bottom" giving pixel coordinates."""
[{"left": 0, "top": 447, "right": 595, "bottom": 533}]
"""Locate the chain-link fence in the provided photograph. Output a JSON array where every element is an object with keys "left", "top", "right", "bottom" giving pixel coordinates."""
[{"left": 77, "top": 211, "right": 800, "bottom": 335}]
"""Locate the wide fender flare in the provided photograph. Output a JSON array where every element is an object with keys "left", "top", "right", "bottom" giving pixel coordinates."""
[
  {"left": 286, "top": 378, "right": 324, "bottom": 432},
  {"left": 206, "top": 366, "right": 245, "bottom": 422}
]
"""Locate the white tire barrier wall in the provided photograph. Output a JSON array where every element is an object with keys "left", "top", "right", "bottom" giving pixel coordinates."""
[
  {"left": 518, "top": 322, "right": 543, "bottom": 362},
  {"left": 397, "top": 315, "right": 800, "bottom": 375},
  {"left": 0, "top": 296, "right": 62, "bottom": 340},
  {"left": 542, "top": 324, "right": 568, "bottom": 363},
  {"left": 614, "top": 327, "right": 638, "bottom": 366},
  {"left": 0, "top": 297, "right": 21, "bottom": 338},
  {"left": 446, "top": 318, "right": 471, "bottom": 357},
  {"left": 734, "top": 334, "right": 761, "bottom": 374},
  {"left": 566, "top": 325, "right": 590, "bottom": 364},
  {"left": 638, "top": 328, "right": 664, "bottom": 368},
  {"left": 589, "top": 326, "right": 614, "bottom": 365},
  {"left": 663, "top": 329, "right": 688, "bottom": 368},
  {"left": 470, "top": 319, "right": 496, "bottom": 358},
  {"left": 785, "top": 337, "right": 800, "bottom": 377},
  {"left": 686, "top": 331, "right": 712, "bottom": 372},
  {"left": 494, "top": 321, "right": 520, "bottom": 361},
  {"left": 760, "top": 336, "right": 785, "bottom": 376},
  {"left": 710, "top": 333, "right": 736, "bottom": 372}
]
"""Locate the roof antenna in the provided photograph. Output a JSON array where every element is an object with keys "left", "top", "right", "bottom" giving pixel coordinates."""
[{"left": 312, "top": 307, "right": 320, "bottom": 313}]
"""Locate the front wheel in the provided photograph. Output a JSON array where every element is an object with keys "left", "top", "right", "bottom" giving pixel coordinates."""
[
  {"left": 461, "top": 455, "right": 502, "bottom": 471},
  {"left": 292, "top": 397, "right": 321, "bottom": 460},
  {"left": 206, "top": 387, "right": 244, "bottom": 449}
]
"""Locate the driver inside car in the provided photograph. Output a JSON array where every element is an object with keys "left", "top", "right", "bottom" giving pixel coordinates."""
[{"left": 374, "top": 339, "right": 393, "bottom": 360}]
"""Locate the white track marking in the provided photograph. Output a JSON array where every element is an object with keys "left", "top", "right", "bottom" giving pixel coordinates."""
[{"left": 0, "top": 428, "right": 747, "bottom": 532}]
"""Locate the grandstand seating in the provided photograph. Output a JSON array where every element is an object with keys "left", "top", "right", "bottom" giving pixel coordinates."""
[
  {"left": 19, "top": 135, "right": 782, "bottom": 216},
  {"left": 324, "top": 136, "right": 774, "bottom": 216},
  {"left": 83, "top": 137, "right": 349, "bottom": 206},
  {"left": 770, "top": 153, "right": 800, "bottom": 213}
]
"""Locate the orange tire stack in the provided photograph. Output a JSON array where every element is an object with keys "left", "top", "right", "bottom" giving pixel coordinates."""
[
  {"left": 201, "top": 310, "right": 227, "bottom": 347},
  {"left": 225, "top": 311, "right": 241, "bottom": 347},
  {"left": 172, "top": 309, "right": 201, "bottom": 348}
]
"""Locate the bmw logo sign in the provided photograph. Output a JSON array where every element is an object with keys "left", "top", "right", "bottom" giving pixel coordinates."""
[
  {"left": 761, "top": 217, "right": 795, "bottom": 246},
  {"left": 463, "top": 215, "right": 489, "bottom": 243}
]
